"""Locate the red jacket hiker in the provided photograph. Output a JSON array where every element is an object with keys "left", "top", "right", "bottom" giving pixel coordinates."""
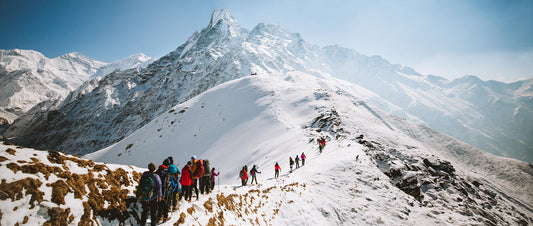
[
  {"left": 240, "top": 169, "right": 248, "bottom": 179},
  {"left": 179, "top": 164, "right": 193, "bottom": 186}
]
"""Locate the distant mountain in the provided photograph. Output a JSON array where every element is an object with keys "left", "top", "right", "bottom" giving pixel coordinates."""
[
  {"left": 3, "top": 9, "right": 532, "bottom": 164},
  {"left": 0, "top": 50, "right": 155, "bottom": 127},
  {"left": 91, "top": 53, "right": 156, "bottom": 78},
  {"left": 0, "top": 49, "right": 106, "bottom": 123},
  {"left": 321, "top": 45, "right": 533, "bottom": 163}
]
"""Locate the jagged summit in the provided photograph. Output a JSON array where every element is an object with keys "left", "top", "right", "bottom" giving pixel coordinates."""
[{"left": 208, "top": 9, "right": 237, "bottom": 28}]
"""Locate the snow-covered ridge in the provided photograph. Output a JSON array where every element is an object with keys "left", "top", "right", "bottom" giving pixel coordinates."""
[{"left": 85, "top": 72, "right": 532, "bottom": 225}]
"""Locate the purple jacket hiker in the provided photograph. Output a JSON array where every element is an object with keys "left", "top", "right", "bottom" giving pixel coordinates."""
[
  {"left": 142, "top": 171, "right": 162, "bottom": 201},
  {"left": 211, "top": 169, "right": 219, "bottom": 183}
]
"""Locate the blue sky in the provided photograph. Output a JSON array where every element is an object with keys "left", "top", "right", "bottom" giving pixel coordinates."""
[{"left": 1, "top": 0, "right": 532, "bottom": 82}]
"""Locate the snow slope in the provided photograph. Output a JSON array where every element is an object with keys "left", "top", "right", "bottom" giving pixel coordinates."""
[
  {"left": 86, "top": 72, "right": 533, "bottom": 225},
  {"left": 3, "top": 73, "right": 530, "bottom": 225}
]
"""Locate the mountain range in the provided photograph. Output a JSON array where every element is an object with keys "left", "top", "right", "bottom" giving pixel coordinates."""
[
  {"left": 1, "top": 9, "right": 531, "bottom": 166},
  {"left": 0, "top": 49, "right": 155, "bottom": 126}
]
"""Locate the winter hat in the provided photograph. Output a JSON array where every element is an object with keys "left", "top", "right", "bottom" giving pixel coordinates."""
[
  {"left": 167, "top": 156, "right": 174, "bottom": 165},
  {"left": 148, "top": 162, "right": 157, "bottom": 171},
  {"left": 191, "top": 155, "right": 197, "bottom": 160},
  {"left": 187, "top": 161, "right": 192, "bottom": 166},
  {"left": 163, "top": 158, "right": 170, "bottom": 166},
  {"left": 168, "top": 164, "right": 177, "bottom": 174}
]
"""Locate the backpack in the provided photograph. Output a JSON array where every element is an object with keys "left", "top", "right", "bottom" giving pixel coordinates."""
[
  {"left": 157, "top": 169, "right": 171, "bottom": 199},
  {"left": 136, "top": 173, "right": 154, "bottom": 202},
  {"left": 203, "top": 160, "right": 212, "bottom": 177},
  {"left": 193, "top": 160, "right": 204, "bottom": 178},
  {"left": 168, "top": 174, "right": 180, "bottom": 194},
  {"left": 240, "top": 170, "right": 245, "bottom": 179}
]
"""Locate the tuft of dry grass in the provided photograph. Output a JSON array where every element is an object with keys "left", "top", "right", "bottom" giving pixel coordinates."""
[
  {"left": 174, "top": 212, "right": 186, "bottom": 225},
  {"left": 204, "top": 198, "right": 214, "bottom": 212},
  {"left": 43, "top": 207, "right": 71, "bottom": 226},
  {"left": 6, "top": 148, "right": 16, "bottom": 155},
  {"left": 0, "top": 178, "right": 44, "bottom": 208},
  {"left": 48, "top": 180, "right": 70, "bottom": 205},
  {"left": 0, "top": 156, "right": 9, "bottom": 162}
]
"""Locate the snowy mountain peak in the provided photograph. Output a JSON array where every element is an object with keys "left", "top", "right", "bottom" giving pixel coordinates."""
[{"left": 209, "top": 9, "right": 237, "bottom": 28}]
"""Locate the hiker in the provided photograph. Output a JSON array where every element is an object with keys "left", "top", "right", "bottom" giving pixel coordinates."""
[
  {"left": 274, "top": 162, "right": 281, "bottom": 178},
  {"left": 295, "top": 155, "right": 300, "bottom": 168},
  {"left": 250, "top": 165, "right": 261, "bottom": 185},
  {"left": 200, "top": 159, "right": 212, "bottom": 194},
  {"left": 168, "top": 164, "right": 181, "bottom": 212},
  {"left": 156, "top": 159, "right": 172, "bottom": 222},
  {"left": 289, "top": 157, "right": 294, "bottom": 172},
  {"left": 243, "top": 165, "right": 249, "bottom": 185},
  {"left": 301, "top": 152, "right": 306, "bottom": 166},
  {"left": 318, "top": 137, "right": 326, "bottom": 152},
  {"left": 240, "top": 166, "right": 248, "bottom": 186},
  {"left": 190, "top": 155, "right": 204, "bottom": 200},
  {"left": 138, "top": 162, "right": 162, "bottom": 226},
  {"left": 179, "top": 161, "right": 193, "bottom": 201},
  {"left": 211, "top": 168, "right": 219, "bottom": 190}
]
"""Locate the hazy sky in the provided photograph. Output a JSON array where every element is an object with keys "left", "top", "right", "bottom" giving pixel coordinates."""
[{"left": 1, "top": 0, "right": 532, "bottom": 82}]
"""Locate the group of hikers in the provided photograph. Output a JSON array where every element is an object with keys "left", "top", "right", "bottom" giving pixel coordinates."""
[
  {"left": 136, "top": 155, "right": 219, "bottom": 225},
  {"left": 136, "top": 137, "right": 326, "bottom": 225},
  {"left": 239, "top": 165, "right": 261, "bottom": 186},
  {"left": 289, "top": 152, "right": 307, "bottom": 172}
]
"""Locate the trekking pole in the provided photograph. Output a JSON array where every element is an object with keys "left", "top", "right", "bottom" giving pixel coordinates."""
[{"left": 218, "top": 174, "right": 220, "bottom": 189}]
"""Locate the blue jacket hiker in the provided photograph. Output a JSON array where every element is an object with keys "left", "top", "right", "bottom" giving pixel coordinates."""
[{"left": 250, "top": 165, "right": 261, "bottom": 185}]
